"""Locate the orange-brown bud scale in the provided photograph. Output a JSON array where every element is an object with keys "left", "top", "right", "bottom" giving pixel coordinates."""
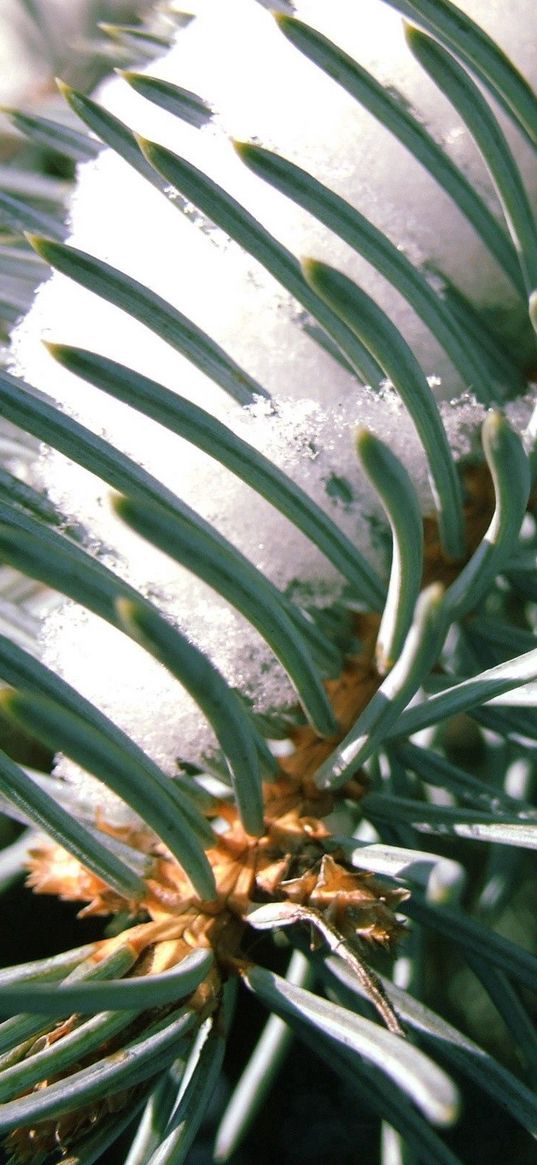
[{"left": 10, "top": 460, "right": 504, "bottom": 1160}]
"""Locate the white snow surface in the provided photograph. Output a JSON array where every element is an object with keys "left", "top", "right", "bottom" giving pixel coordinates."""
[{"left": 10, "top": 0, "right": 537, "bottom": 806}]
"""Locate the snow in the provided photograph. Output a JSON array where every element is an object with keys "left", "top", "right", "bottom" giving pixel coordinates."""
[{"left": 9, "top": 0, "right": 537, "bottom": 803}]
